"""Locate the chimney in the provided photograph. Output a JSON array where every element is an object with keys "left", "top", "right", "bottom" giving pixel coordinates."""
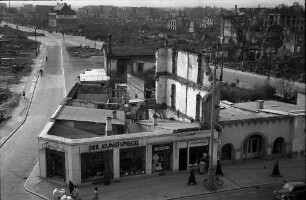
[
  {"left": 107, "top": 34, "right": 112, "bottom": 54},
  {"left": 112, "top": 110, "right": 117, "bottom": 119},
  {"left": 153, "top": 114, "right": 158, "bottom": 126},
  {"left": 257, "top": 100, "right": 264, "bottom": 109},
  {"left": 106, "top": 117, "right": 112, "bottom": 136}
]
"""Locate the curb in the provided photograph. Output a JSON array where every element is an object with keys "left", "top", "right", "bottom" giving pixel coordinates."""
[
  {"left": 167, "top": 178, "right": 302, "bottom": 200},
  {"left": 24, "top": 164, "right": 49, "bottom": 200},
  {"left": 0, "top": 75, "right": 39, "bottom": 148}
]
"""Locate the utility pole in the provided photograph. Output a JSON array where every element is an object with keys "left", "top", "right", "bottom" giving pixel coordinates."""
[
  {"left": 206, "top": 65, "right": 217, "bottom": 191},
  {"left": 220, "top": 53, "right": 224, "bottom": 82}
]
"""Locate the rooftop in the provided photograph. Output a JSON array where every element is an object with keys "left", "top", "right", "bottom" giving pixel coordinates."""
[
  {"left": 54, "top": 106, "right": 125, "bottom": 125},
  {"left": 219, "top": 100, "right": 304, "bottom": 125}
]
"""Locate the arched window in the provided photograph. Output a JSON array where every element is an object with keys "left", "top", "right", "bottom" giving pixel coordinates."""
[
  {"left": 195, "top": 94, "right": 201, "bottom": 121},
  {"left": 171, "top": 84, "right": 176, "bottom": 109},
  {"left": 221, "top": 143, "right": 233, "bottom": 161},
  {"left": 273, "top": 137, "right": 285, "bottom": 155}
]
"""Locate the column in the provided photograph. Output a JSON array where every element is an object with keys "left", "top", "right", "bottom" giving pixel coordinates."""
[
  {"left": 172, "top": 142, "right": 179, "bottom": 171},
  {"left": 113, "top": 149, "right": 120, "bottom": 179},
  {"left": 39, "top": 147, "right": 46, "bottom": 178},
  {"left": 67, "top": 146, "right": 81, "bottom": 185},
  {"left": 146, "top": 145, "right": 152, "bottom": 175}
]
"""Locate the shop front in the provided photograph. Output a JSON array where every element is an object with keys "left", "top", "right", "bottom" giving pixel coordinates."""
[
  {"left": 188, "top": 138, "right": 209, "bottom": 168},
  {"left": 46, "top": 149, "right": 65, "bottom": 181},
  {"left": 152, "top": 143, "right": 173, "bottom": 173},
  {"left": 120, "top": 146, "right": 146, "bottom": 177},
  {"left": 81, "top": 150, "right": 113, "bottom": 183}
]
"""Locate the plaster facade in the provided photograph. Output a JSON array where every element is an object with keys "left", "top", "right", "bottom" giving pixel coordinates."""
[
  {"left": 219, "top": 117, "right": 294, "bottom": 161},
  {"left": 155, "top": 48, "right": 218, "bottom": 123}
]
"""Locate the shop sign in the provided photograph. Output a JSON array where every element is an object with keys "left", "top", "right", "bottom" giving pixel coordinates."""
[
  {"left": 153, "top": 143, "right": 172, "bottom": 152},
  {"left": 88, "top": 140, "right": 139, "bottom": 151},
  {"left": 189, "top": 139, "right": 208, "bottom": 146}
]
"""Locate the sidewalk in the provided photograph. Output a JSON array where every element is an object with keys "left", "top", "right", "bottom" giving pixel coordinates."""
[
  {"left": 25, "top": 158, "right": 305, "bottom": 200},
  {"left": 0, "top": 43, "right": 47, "bottom": 147}
]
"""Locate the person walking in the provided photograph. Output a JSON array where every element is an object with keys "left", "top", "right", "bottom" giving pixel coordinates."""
[
  {"left": 46, "top": 56, "right": 48, "bottom": 62},
  {"left": 22, "top": 90, "right": 26, "bottom": 99},
  {"left": 92, "top": 187, "right": 99, "bottom": 200},
  {"left": 187, "top": 169, "right": 197, "bottom": 185},
  {"left": 271, "top": 160, "right": 282, "bottom": 177},
  {"left": 40, "top": 68, "right": 43, "bottom": 77},
  {"left": 215, "top": 159, "right": 224, "bottom": 176}
]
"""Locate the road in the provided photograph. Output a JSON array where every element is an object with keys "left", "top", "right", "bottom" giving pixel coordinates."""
[
  {"left": 175, "top": 182, "right": 287, "bottom": 200},
  {"left": 0, "top": 29, "right": 102, "bottom": 199},
  {"left": 216, "top": 64, "right": 305, "bottom": 94}
]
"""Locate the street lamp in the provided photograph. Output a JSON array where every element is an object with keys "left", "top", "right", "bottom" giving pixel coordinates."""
[{"left": 206, "top": 64, "right": 218, "bottom": 191}]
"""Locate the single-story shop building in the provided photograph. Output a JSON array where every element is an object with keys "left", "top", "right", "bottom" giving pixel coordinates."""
[{"left": 38, "top": 114, "right": 218, "bottom": 185}]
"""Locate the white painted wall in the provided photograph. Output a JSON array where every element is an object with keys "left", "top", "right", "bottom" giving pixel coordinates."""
[{"left": 220, "top": 118, "right": 293, "bottom": 160}]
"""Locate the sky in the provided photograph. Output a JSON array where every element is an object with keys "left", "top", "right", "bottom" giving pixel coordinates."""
[{"left": 1, "top": 0, "right": 302, "bottom": 9}]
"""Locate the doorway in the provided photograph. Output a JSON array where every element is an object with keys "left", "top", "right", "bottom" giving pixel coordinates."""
[{"left": 179, "top": 148, "right": 187, "bottom": 171}]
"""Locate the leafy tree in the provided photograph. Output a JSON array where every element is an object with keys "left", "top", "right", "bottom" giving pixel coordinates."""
[{"left": 263, "top": 25, "right": 284, "bottom": 55}]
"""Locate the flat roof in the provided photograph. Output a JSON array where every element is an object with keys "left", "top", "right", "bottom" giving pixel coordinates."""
[
  {"left": 55, "top": 106, "right": 125, "bottom": 125},
  {"left": 138, "top": 119, "right": 200, "bottom": 132},
  {"left": 219, "top": 100, "right": 302, "bottom": 124},
  {"left": 234, "top": 101, "right": 305, "bottom": 113},
  {"left": 49, "top": 123, "right": 101, "bottom": 139}
]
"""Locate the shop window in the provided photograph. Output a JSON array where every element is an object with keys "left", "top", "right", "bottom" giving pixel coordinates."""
[
  {"left": 152, "top": 143, "right": 173, "bottom": 173},
  {"left": 46, "top": 149, "right": 65, "bottom": 181},
  {"left": 120, "top": 147, "right": 146, "bottom": 177},
  {"left": 81, "top": 151, "right": 113, "bottom": 183},
  {"left": 137, "top": 63, "right": 144, "bottom": 73},
  {"left": 189, "top": 146, "right": 208, "bottom": 165}
]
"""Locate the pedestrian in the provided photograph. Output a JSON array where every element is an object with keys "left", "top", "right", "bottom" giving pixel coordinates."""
[
  {"left": 104, "top": 168, "right": 111, "bottom": 185},
  {"left": 92, "top": 187, "right": 99, "bottom": 200},
  {"left": 271, "top": 160, "right": 282, "bottom": 177},
  {"left": 215, "top": 159, "right": 224, "bottom": 176},
  {"left": 46, "top": 56, "right": 48, "bottom": 62},
  {"left": 22, "top": 90, "right": 26, "bottom": 99},
  {"left": 40, "top": 68, "right": 43, "bottom": 77},
  {"left": 187, "top": 169, "right": 197, "bottom": 185}
]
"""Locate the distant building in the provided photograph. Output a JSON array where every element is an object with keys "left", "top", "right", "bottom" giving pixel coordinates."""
[
  {"left": 102, "top": 35, "right": 158, "bottom": 85},
  {"left": 48, "top": 3, "right": 77, "bottom": 33},
  {"left": 168, "top": 10, "right": 193, "bottom": 33}
]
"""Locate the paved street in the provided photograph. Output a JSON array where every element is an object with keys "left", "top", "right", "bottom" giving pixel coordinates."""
[
  {"left": 25, "top": 158, "right": 305, "bottom": 200},
  {"left": 0, "top": 26, "right": 103, "bottom": 199}
]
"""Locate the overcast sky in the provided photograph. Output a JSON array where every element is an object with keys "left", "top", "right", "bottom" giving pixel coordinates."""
[{"left": 1, "top": 0, "right": 302, "bottom": 9}]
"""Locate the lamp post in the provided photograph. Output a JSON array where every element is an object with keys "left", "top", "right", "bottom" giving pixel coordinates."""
[{"left": 206, "top": 64, "right": 217, "bottom": 191}]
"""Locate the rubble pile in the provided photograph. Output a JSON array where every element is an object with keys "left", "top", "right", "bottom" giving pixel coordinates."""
[
  {"left": 67, "top": 46, "right": 100, "bottom": 58},
  {"left": 0, "top": 26, "right": 40, "bottom": 122}
]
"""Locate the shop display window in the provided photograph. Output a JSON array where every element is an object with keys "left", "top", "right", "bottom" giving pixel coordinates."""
[
  {"left": 46, "top": 149, "right": 65, "bottom": 180},
  {"left": 120, "top": 147, "right": 146, "bottom": 177},
  {"left": 152, "top": 143, "right": 173, "bottom": 173},
  {"left": 189, "top": 146, "right": 208, "bottom": 167},
  {"left": 81, "top": 151, "right": 113, "bottom": 182}
]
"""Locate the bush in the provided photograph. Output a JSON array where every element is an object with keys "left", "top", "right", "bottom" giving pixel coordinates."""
[{"left": 220, "top": 82, "right": 276, "bottom": 103}]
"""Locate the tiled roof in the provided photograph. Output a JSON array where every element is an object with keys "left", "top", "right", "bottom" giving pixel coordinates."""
[{"left": 55, "top": 106, "right": 125, "bottom": 125}]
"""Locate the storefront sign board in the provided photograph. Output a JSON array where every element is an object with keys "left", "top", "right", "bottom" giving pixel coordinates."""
[{"left": 88, "top": 140, "right": 140, "bottom": 151}]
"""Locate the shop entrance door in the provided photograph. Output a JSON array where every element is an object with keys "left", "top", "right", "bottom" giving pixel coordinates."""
[
  {"left": 46, "top": 149, "right": 65, "bottom": 181},
  {"left": 179, "top": 148, "right": 187, "bottom": 171},
  {"left": 244, "top": 135, "right": 264, "bottom": 159}
]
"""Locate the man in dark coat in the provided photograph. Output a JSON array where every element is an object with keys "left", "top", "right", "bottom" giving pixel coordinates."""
[
  {"left": 187, "top": 169, "right": 197, "bottom": 185},
  {"left": 215, "top": 159, "right": 224, "bottom": 176},
  {"left": 271, "top": 160, "right": 282, "bottom": 177}
]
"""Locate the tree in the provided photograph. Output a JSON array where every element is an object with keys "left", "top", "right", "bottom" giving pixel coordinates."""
[{"left": 263, "top": 25, "right": 284, "bottom": 55}]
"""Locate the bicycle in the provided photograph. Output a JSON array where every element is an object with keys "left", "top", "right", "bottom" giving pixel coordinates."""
[{"left": 202, "top": 175, "right": 224, "bottom": 186}]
